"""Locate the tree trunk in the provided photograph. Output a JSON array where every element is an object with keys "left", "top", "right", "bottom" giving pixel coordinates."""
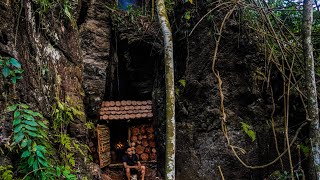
[
  {"left": 156, "top": 0, "right": 176, "bottom": 179},
  {"left": 303, "top": 0, "right": 320, "bottom": 179}
]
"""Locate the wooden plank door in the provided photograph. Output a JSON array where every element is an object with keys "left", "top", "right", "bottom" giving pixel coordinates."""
[{"left": 97, "top": 124, "right": 111, "bottom": 168}]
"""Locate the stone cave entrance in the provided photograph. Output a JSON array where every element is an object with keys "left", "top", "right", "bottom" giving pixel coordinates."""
[{"left": 95, "top": 29, "right": 161, "bottom": 178}]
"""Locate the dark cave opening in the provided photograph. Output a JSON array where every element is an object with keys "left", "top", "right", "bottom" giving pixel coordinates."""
[
  {"left": 104, "top": 32, "right": 160, "bottom": 101},
  {"left": 109, "top": 121, "right": 128, "bottom": 164}
]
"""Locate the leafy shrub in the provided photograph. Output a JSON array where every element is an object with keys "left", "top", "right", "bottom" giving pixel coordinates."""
[
  {"left": 7, "top": 103, "right": 50, "bottom": 178},
  {"left": 0, "top": 56, "right": 23, "bottom": 84},
  {"left": 0, "top": 165, "right": 13, "bottom": 180}
]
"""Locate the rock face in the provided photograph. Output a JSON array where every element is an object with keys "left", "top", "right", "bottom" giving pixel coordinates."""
[
  {"left": 0, "top": 0, "right": 84, "bottom": 116},
  {"left": 80, "top": 0, "right": 111, "bottom": 119},
  {"left": 170, "top": 22, "right": 266, "bottom": 179},
  {"left": 0, "top": 0, "right": 304, "bottom": 179},
  {"left": 154, "top": 6, "right": 303, "bottom": 180},
  {"left": 0, "top": 0, "right": 90, "bottom": 176}
]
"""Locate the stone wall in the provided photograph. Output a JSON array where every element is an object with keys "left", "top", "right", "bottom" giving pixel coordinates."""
[
  {"left": 80, "top": 0, "right": 111, "bottom": 119},
  {"left": 0, "top": 0, "right": 90, "bottom": 177}
]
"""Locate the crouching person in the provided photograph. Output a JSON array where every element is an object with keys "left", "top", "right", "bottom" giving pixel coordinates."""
[{"left": 122, "top": 147, "right": 146, "bottom": 180}]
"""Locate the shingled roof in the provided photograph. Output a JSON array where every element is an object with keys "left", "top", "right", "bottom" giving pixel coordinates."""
[{"left": 99, "top": 100, "right": 153, "bottom": 120}]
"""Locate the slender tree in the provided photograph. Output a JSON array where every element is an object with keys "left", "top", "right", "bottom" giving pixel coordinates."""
[
  {"left": 156, "top": 0, "right": 175, "bottom": 179},
  {"left": 303, "top": 0, "right": 320, "bottom": 179}
]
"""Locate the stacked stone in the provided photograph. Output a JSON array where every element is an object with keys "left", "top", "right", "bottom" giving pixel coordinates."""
[
  {"left": 129, "top": 125, "right": 157, "bottom": 162},
  {"left": 99, "top": 100, "right": 153, "bottom": 120}
]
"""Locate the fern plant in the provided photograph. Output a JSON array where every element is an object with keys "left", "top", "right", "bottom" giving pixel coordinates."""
[
  {"left": 52, "top": 97, "right": 84, "bottom": 132},
  {"left": 0, "top": 165, "right": 13, "bottom": 180},
  {"left": 51, "top": 98, "right": 90, "bottom": 169},
  {"left": 7, "top": 104, "right": 78, "bottom": 180},
  {"left": 7, "top": 103, "right": 50, "bottom": 179}
]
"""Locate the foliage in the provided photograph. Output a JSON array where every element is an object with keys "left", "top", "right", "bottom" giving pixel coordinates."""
[
  {"left": 269, "top": 170, "right": 304, "bottom": 180},
  {"left": 7, "top": 103, "right": 50, "bottom": 179},
  {"left": 35, "top": 0, "right": 76, "bottom": 27},
  {"left": 175, "top": 79, "right": 186, "bottom": 97},
  {"left": 84, "top": 122, "right": 95, "bottom": 130},
  {"left": 52, "top": 97, "right": 84, "bottom": 131},
  {"left": 0, "top": 165, "right": 13, "bottom": 180},
  {"left": 267, "top": 0, "right": 303, "bottom": 33},
  {"left": 127, "top": 5, "right": 144, "bottom": 21},
  {"left": 55, "top": 133, "right": 89, "bottom": 167},
  {"left": 51, "top": 97, "right": 90, "bottom": 168},
  {"left": 50, "top": 165, "right": 77, "bottom": 180},
  {"left": 0, "top": 56, "right": 23, "bottom": 84},
  {"left": 240, "top": 122, "right": 256, "bottom": 142},
  {"left": 165, "top": 0, "right": 175, "bottom": 14},
  {"left": 5, "top": 103, "right": 79, "bottom": 180},
  {"left": 300, "top": 143, "right": 310, "bottom": 157}
]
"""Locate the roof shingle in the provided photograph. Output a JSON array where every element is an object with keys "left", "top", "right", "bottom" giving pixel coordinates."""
[{"left": 99, "top": 100, "right": 153, "bottom": 120}]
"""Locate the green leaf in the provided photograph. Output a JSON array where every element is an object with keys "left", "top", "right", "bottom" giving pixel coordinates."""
[
  {"left": 21, "top": 139, "right": 30, "bottom": 148},
  {"left": 9, "top": 58, "right": 21, "bottom": 68},
  {"left": 14, "top": 111, "right": 21, "bottom": 118},
  {"left": 24, "top": 120, "right": 38, "bottom": 127},
  {"left": 25, "top": 130, "right": 39, "bottom": 137},
  {"left": 24, "top": 125, "right": 37, "bottom": 131},
  {"left": 184, "top": 12, "right": 191, "bottom": 20},
  {"left": 240, "top": 122, "right": 256, "bottom": 142},
  {"left": 179, "top": 79, "right": 186, "bottom": 87},
  {"left": 300, "top": 144, "right": 310, "bottom": 157},
  {"left": 14, "top": 124, "right": 24, "bottom": 133},
  {"left": 2, "top": 169, "right": 13, "bottom": 180},
  {"left": 32, "top": 160, "right": 38, "bottom": 170},
  {"left": 6, "top": 105, "right": 17, "bottom": 112},
  {"left": 36, "top": 150, "right": 46, "bottom": 160},
  {"left": 35, "top": 112, "right": 44, "bottom": 118},
  {"left": 2, "top": 67, "right": 10, "bottom": 77},
  {"left": 27, "top": 156, "right": 34, "bottom": 167},
  {"left": 19, "top": 104, "right": 29, "bottom": 109},
  {"left": 66, "top": 174, "right": 77, "bottom": 180},
  {"left": 38, "top": 121, "right": 48, "bottom": 129},
  {"left": 175, "top": 88, "right": 180, "bottom": 96},
  {"left": 68, "top": 156, "right": 75, "bottom": 167},
  {"left": 14, "top": 132, "right": 24, "bottom": 144},
  {"left": 57, "top": 102, "right": 64, "bottom": 110},
  {"left": 16, "top": 75, "right": 22, "bottom": 79},
  {"left": 23, "top": 114, "right": 35, "bottom": 121},
  {"left": 23, "top": 109, "right": 38, "bottom": 116},
  {"left": 11, "top": 77, "right": 17, "bottom": 84},
  {"left": 21, "top": 150, "right": 31, "bottom": 158},
  {"left": 37, "top": 157, "right": 48, "bottom": 167},
  {"left": 38, "top": 129, "right": 48, "bottom": 139},
  {"left": 35, "top": 145, "right": 47, "bottom": 153},
  {"left": 14, "top": 69, "right": 23, "bottom": 74},
  {"left": 18, "top": 161, "right": 28, "bottom": 171},
  {"left": 63, "top": 169, "right": 71, "bottom": 177},
  {"left": 56, "top": 166, "right": 61, "bottom": 176},
  {"left": 13, "top": 118, "right": 22, "bottom": 125}
]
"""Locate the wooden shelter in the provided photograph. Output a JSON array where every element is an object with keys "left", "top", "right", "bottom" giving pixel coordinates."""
[{"left": 97, "top": 100, "right": 156, "bottom": 168}]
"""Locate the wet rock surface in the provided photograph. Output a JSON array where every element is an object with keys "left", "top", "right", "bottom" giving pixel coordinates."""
[
  {"left": 0, "top": 1, "right": 306, "bottom": 179},
  {"left": 80, "top": 0, "right": 111, "bottom": 119},
  {"left": 0, "top": 0, "right": 90, "bottom": 177}
]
